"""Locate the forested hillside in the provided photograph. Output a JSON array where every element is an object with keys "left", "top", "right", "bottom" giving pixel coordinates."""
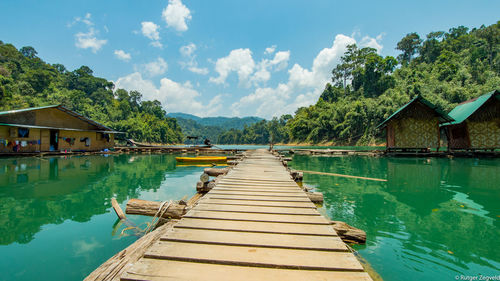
[
  {"left": 0, "top": 42, "right": 183, "bottom": 143},
  {"left": 218, "top": 22, "right": 500, "bottom": 145},
  {"left": 167, "top": 112, "right": 263, "bottom": 143}
]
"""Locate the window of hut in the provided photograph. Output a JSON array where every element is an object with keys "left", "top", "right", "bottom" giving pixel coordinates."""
[{"left": 18, "top": 128, "right": 29, "bottom": 138}]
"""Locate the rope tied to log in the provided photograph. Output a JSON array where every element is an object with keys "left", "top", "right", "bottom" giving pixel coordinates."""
[{"left": 144, "top": 200, "right": 173, "bottom": 234}]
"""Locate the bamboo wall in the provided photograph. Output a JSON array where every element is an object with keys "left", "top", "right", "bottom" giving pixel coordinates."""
[
  {"left": 447, "top": 98, "right": 500, "bottom": 149},
  {"left": 386, "top": 102, "right": 440, "bottom": 149},
  {"left": 467, "top": 99, "right": 500, "bottom": 149}
]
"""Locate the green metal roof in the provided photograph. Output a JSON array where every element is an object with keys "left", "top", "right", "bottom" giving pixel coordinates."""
[
  {"left": 376, "top": 95, "right": 454, "bottom": 129},
  {"left": 441, "top": 90, "right": 499, "bottom": 126}
]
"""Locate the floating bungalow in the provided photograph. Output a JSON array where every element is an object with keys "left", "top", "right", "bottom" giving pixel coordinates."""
[
  {"left": 377, "top": 95, "right": 454, "bottom": 151},
  {"left": 442, "top": 90, "right": 500, "bottom": 150},
  {"left": 0, "top": 105, "right": 120, "bottom": 153}
]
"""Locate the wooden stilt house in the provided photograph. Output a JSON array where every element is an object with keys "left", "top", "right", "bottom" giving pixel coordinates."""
[
  {"left": 377, "top": 96, "right": 454, "bottom": 151},
  {"left": 0, "top": 105, "right": 121, "bottom": 153},
  {"left": 442, "top": 90, "right": 500, "bottom": 150}
]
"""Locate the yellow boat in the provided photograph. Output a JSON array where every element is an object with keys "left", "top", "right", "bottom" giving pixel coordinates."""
[{"left": 175, "top": 156, "right": 227, "bottom": 163}]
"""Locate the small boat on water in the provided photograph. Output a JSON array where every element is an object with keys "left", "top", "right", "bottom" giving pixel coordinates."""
[{"left": 175, "top": 156, "right": 227, "bottom": 163}]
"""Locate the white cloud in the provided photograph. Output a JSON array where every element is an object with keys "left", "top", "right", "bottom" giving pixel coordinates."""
[
  {"left": 359, "top": 33, "right": 384, "bottom": 53},
  {"left": 180, "top": 43, "right": 196, "bottom": 57},
  {"left": 249, "top": 50, "right": 290, "bottom": 86},
  {"left": 264, "top": 45, "right": 276, "bottom": 55},
  {"left": 141, "top": 57, "right": 168, "bottom": 76},
  {"left": 232, "top": 34, "right": 364, "bottom": 118},
  {"left": 150, "top": 41, "right": 163, "bottom": 48},
  {"left": 114, "top": 50, "right": 131, "bottom": 62},
  {"left": 141, "top": 21, "right": 162, "bottom": 48},
  {"left": 72, "top": 13, "right": 107, "bottom": 53},
  {"left": 209, "top": 48, "right": 255, "bottom": 86},
  {"left": 115, "top": 72, "right": 221, "bottom": 116},
  {"left": 141, "top": 21, "right": 160, "bottom": 40},
  {"left": 162, "top": 0, "right": 192, "bottom": 32},
  {"left": 75, "top": 28, "right": 107, "bottom": 53},
  {"left": 179, "top": 43, "right": 209, "bottom": 75}
]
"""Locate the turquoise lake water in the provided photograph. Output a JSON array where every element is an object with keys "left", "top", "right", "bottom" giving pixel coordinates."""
[{"left": 0, "top": 151, "right": 498, "bottom": 280}]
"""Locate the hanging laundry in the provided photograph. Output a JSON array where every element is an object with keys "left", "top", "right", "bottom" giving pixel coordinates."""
[
  {"left": 21, "top": 141, "right": 27, "bottom": 147},
  {"left": 85, "top": 137, "right": 91, "bottom": 147}
]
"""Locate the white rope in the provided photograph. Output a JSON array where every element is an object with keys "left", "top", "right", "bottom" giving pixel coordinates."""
[{"left": 144, "top": 200, "right": 172, "bottom": 233}]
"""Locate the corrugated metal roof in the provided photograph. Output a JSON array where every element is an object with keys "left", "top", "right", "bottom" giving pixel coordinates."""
[
  {"left": 376, "top": 95, "right": 454, "bottom": 129},
  {"left": 0, "top": 123, "right": 123, "bottom": 134},
  {"left": 441, "top": 90, "right": 499, "bottom": 126},
  {"left": 0, "top": 104, "right": 121, "bottom": 133}
]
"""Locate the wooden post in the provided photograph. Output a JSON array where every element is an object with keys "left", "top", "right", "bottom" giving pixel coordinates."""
[
  {"left": 331, "top": 221, "right": 366, "bottom": 244},
  {"left": 111, "top": 198, "right": 127, "bottom": 220},
  {"left": 306, "top": 192, "right": 323, "bottom": 204}
]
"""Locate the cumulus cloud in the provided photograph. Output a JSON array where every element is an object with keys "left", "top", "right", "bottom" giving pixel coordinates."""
[
  {"left": 140, "top": 57, "right": 168, "bottom": 76},
  {"left": 232, "top": 34, "right": 368, "bottom": 118},
  {"left": 264, "top": 45, "right": 276, "bottom": 55},
  {"left": 141, "top": 21, "right": 163, "bottom": 48},
  {"left": 162, "top": 0, "right": 192, "bottom": 32},
  {"left": 75, "top": 28, "right": 107, "bottom": 53},
  {"left": 72, "top": 13, "right": 107, "bottom": 53},
  {"left": 114, "top": 50, "right": 131, "bottom": 61},
  {"left": 179, "top": 43, "right": 209, "bottom": 75},
  {"left": 115, "top": 72, "right": 222, "bottom": 116},
  {"left": 141, "top": 21, "right": 160, "bottom": 40},
  {"left": 359, "top": 33, "right": 384, "bottom": 53},
  {"left": 209, "top": 48, "right": 255, "bottom": 86}
]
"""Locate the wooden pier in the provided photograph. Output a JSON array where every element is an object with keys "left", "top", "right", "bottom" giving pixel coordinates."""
[{"left": 118, "top": 149, "right": 373, "bottom": 281}]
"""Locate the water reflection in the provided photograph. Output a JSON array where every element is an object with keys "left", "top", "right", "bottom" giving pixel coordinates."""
[
  {"left": 291, "top": 155, "right": 500, "bottom": 280},
  {"left": 0, "top": 154, "right": 178, "bottom": 245}
]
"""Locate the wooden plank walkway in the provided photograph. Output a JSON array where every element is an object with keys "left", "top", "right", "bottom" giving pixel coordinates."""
[{"left": 121, "top": 149, "right": 373, "bottom": 281}]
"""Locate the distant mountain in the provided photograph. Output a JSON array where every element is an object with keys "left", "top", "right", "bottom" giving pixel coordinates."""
[
  {"left": 167, "top": 112, "right": 264, "bottom": 130},
  {"left": 166, "top": 112, "right": 264, "bottom": 143}
]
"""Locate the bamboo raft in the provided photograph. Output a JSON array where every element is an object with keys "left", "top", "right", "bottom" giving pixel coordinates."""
[{"left": 92, "top": 149, "right": 373, "bottom": 281}]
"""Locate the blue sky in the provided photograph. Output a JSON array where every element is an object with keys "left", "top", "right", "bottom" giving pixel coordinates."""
[{"left": 1, "top": 0, "right": 499, "bottom": 118}]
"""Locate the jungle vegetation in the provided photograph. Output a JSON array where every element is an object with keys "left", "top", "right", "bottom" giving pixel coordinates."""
[
  {"left": 219, "top": 21, "right": 500, "bottom": 145},
  {"left": 0, "top": 42, "right": 183, "bottom": 143}
]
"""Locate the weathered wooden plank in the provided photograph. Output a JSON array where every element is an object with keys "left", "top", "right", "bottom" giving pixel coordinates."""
[
  {"left": 216, "top": 181, "right": 299, "bottom": 187},
  {"left": 198, "top": 198, "right": 316, "bottom": 208},
  {"left": 175, "top": 218, "right": 337, "bottom": 236},
  {"left": 195, "top": 203, "right": 320, "bottom": 215},
  {"left": 144, "top": 241, "right": 364, "bottom": 271},
  {"left": 160, "top": 228, "right": 347, "bottom": 251},
  {"left": 209, "top": 190, "right": 309, "bottom": 197},
  {"left": 122, "top": 259, "right": 373, "bottom": 281},
  {"left": 206, "top": 194, "right": 312, "bottom": 202},
  {"left": 212, "top": 187, "right": 304, "bottom": 193},
  {"left": 184, "top": 210, "right": 330, "bottom": 224}
]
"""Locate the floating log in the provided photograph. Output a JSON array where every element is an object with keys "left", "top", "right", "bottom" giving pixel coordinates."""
[
  {"left": 200, "top": 173, "right": 210, "bottom": 183},
  {"left": 306, "top": 192, "right": 324, "bottom": 204},
  {"left": 111, "top": 198, "right": 127, "bottom": 220},
  {"left": 331, "top": 221, "right": 366, "bottom": 244},
  {"left": 203, "top": 167, "right": 230, "bottom": 177},
  {"left": 196, "top": 180, "right": 215, "bottom": 193},
  {"left": 300, "top": 170, "right": 387, "bottom": 182},
  {"left": 125, "top": 199, "right": 186, "bottom": 219},
  {"left": 290, "top": 170, "right": 303, "bottom": 182}
]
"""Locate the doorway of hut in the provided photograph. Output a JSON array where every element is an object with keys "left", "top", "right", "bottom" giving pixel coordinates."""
[{"left": 50, "top": 130, "right": 59, "bottom": 151}]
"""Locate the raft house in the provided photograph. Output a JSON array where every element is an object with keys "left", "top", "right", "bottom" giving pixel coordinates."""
[
  {"left": 376, "top": 95, "right": 454, "bottom": 152},
  {"left": 441, "top": 90, "right": 500, "bottom": 151},
  {"left": 0, "top": 105, "right": 120, "bottom": 154}
]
